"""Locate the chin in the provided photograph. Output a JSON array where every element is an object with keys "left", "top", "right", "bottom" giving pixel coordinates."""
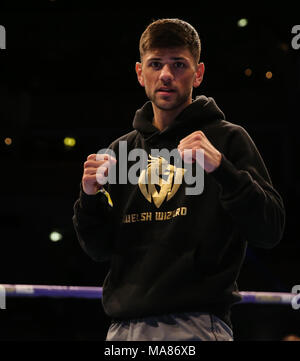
[
  {"left": 151, "top": 93, "right": 190, "bottom": 112},
  {"left": 155, "top": 100, "right": 185, "bottom": 112},
  {"left": 152, "top": 97, "right": 176, "bottom": 110}
]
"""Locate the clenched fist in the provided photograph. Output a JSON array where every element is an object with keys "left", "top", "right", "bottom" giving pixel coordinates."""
[
  {"left": 82, "top": 153, "right": 117, "bottom": 195},
  {"left": 177, "top": 131, "right": 222, "bottom": 173}
]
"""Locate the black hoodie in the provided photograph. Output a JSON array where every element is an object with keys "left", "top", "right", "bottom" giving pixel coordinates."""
[{"left": 73, "top": 96, "right": 285, "bottom": 328}]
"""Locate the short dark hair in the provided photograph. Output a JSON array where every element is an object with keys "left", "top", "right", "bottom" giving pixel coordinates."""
[{"left": 139, "top": 18, "right": 201, "bottom": 64}]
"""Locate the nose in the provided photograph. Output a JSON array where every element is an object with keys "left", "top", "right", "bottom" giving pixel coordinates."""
[{"left": 159, "top": 64, "right": 174, "bottom": 83}]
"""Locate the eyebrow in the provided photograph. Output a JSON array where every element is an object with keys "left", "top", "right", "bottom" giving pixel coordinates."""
[{"left": 147, "top": 57, "right": 188, "bottom": 62}]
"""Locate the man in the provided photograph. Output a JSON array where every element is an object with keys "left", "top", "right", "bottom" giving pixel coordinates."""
[{"left": 73, "top": 18, "right": 285, "bottom": 341}]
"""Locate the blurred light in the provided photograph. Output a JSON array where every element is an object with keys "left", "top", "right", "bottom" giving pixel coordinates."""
[
  {"left": 49, "top": 231, "right": 63, "bottom": 242},
  {"left": 244, "top": 68, "right": 252, "bottom": 77},
  {"left": 4, "top": 137, "right": 12, "bottom": 146},
  {"left": 237, "top": 18, "right": 248, "bottom": 28},
  {"left": 279, "top": 42, "right": 289, "bottom": 52},
  {"left": 265, "top": 71, "right": 273, "bottom": 80},
  {"left": 64, "top": 137, "right": 76, "bottom": 147}
]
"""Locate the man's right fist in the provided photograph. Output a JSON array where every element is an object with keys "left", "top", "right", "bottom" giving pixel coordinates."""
[{"left": 82, "top": 153, "right": 117, "bottom": 195}]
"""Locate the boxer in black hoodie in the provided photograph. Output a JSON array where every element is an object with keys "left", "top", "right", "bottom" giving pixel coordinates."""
[{"left": 73, "top": 18, "right": 285, "bottom": 341}]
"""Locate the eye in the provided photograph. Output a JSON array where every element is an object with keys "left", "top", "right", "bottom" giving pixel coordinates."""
[
  {"left": 150, "top": 62, "right": 161, "bottom": 69},
  {"left": 174, "top": 62, "right": 186, "bottom": 69}
]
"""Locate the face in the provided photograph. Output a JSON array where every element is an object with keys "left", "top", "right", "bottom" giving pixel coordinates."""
[{"left": 136, "top": 47, "right": 204, "bottom": 112}]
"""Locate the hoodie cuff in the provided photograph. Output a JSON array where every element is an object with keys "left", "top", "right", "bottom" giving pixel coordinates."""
[
  {"left": 79, "top": 183, "right": 108, "bottom": 213},
  {"left": 210, "top": 154, "right": 250, "bottom": 198}
]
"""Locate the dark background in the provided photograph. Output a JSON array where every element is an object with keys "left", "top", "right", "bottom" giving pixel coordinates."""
[{"left": 0, "top": 1, "right": 299, "bottom": 341}]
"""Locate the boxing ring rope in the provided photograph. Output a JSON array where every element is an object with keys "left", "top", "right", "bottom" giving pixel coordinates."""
[
  {"left": 0, "top": 284, "right": 103, "bottom": 299},
  {"left": 0, "top": 284, "right": 298, "bottom": 305}
]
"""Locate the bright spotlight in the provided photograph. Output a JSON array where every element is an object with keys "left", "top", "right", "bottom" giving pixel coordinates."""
[
  {"left": 64, "top": 137, "right": 76, "bottom": 147},
  {"left": 49, "top": 231, "right": 63, "bottom": 242},
  {"left": 4, "top": 137, "right": 12, "bottom": 146},
  {"left": 238, "top": 18, "right": 248, "bottom": 28},
  {"left": 265, "top": 71, "right": 273, "bottom": 80}
]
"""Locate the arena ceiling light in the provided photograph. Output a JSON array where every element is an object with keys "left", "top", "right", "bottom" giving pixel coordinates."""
[
  {"left": 49, "top": 231, "right": 63, "bottom": 242},
  {"left": 64, "top": 137, "right": 76, "bottom": 148},
  {"left": 237, "top": 18, "right": 248, "bottom": 28}
]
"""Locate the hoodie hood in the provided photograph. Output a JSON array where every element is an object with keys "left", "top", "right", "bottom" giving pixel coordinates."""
[{"left": 133, "top": 95, "right": 226, "bottom": 140}]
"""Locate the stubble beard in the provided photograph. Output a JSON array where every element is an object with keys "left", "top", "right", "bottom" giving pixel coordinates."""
[{"left": 147, "top": 88, "right": 192, "bottom": 112}]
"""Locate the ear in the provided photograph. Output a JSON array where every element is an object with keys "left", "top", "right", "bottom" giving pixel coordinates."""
[
  {"left": 193, "top": 62, "right": 205, "bottom": 88},
  {"left": 135, "top": 62, "right": 145, "bottom": 87}
]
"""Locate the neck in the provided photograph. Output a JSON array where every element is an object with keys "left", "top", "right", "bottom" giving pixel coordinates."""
[{"left": 152, "top": 99, "right": 192, "bottom": 131}]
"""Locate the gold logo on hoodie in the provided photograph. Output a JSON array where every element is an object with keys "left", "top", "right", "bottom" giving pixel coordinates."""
[{"left": 138, "top": 156, "right": 185, "bottom": 208}]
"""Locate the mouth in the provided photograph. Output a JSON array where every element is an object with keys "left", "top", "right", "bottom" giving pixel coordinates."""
[{"left": 156, "top": 87, "right": 176, "bottom": 94}]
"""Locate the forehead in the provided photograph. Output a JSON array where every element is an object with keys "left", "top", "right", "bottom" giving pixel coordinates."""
[{"left": 142, "top": 47, "right": 194, "bottom": 62}]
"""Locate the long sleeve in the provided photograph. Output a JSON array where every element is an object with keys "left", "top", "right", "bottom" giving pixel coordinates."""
[
  {"left": 72, "top": 184, "right": 115, "bottom": 262},
  {"left": 211, "top": 125, "right": 285, "bottom": 249}
]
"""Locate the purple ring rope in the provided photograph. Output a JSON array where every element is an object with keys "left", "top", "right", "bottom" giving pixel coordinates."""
[
  {"left": 1, "top": 284, "right": 102, "bottom": 299},
  {"left": 1, "top": 284, "right": 298, "bottom": 306},
  {"left": 238, "top": 291, "right": 298, "bottom": 305}
]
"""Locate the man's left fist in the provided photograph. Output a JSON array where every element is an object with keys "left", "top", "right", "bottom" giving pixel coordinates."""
[{"left": 177, "top": 130, "right": 222, "bottom": 173}]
